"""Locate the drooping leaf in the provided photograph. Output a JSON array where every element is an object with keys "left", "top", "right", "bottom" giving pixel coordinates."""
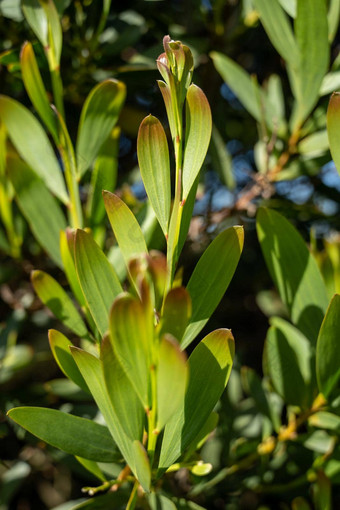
[
  {"left": 182, "top": 226, "right": 244, "bottom": 349},
  {"left": 137, "top": 115, "right": 171, "bottom": 235},
  {"left": 20, "top": 41, "right": 58, "bottom": 140},
  {"left": 8, "top": 407, "right": 120, "bottom": 462},
  {"left": 264, "top": 318, "right": 314, "bottom": 408},
  {"left": 132, "top": 440, "right": 151, "bottom": 493},
  {"left": 101, "top": 336, "right": 144, "bottom": 443},
  {"left": 256, "top": 207, "right": 328, "bottom": 344},
  {"left": 7, "top": 156, "right": 66, "bottom": 267},
  {"left": 327, "top": 92, "right": 340, "bottom": 176},
  {"left": 158, "top": 329, "right": 234, "bottom": 472},
  {"left": 156, "top": 335, "right": 188, "bottom": 431},
  {"left": 103, "top": 192, "right": 147, "bottom": 270},
  {"left": 74, "top": 229, "right": 122, "bottom": 337},
  {"left": 76, "top": 79, "right": 126, "bottom": 177},
  {"left": 109, "top": 293, "right": 152, "bottom": 408},
  {"left": 0, "top": 95, "right": 68, "bottom": 203},
  {"left": 182, "top": 84, "right": 212, "bottom": 200},
  {"left": 31, "top": 270, "right": 88, "bottom": 337},
  {"left": 48, "top": 329, "right": 89, "bottom": 393},
  {"left": 70, "top": 348, "right": 136, "bottom": 473},
  {"left": 316, "top": 294, "right": 340, "bottom": 400},
  {"left": 160, "top": 287, "right": 191, "bottom": 342}
]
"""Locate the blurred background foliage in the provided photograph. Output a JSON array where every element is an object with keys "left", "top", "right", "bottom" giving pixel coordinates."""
[{"left": 0, "top": 0, "right": 340, "bottom": 509}]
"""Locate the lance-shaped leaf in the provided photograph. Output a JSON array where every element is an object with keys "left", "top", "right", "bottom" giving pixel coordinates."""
[
  {"left": 257, "top": 208, "right": 328, "bottom": 344},
  {"left": 327, "top": 92, "right": 340, "bottom": 176},
  {"left": 290, "top": 0, "right": 329, "bottom": 130},
  {"left": 160, "top": 287, "right": 191, "bottom": 342},
  {"left": 76, "top": 79, "right": 126, "bottom": 177},
  {"left": 31, "top": 270, "right": 88, "bottom": 337},
  {"left": 40, "top": 0, "right": 62, "bottom": 66},
  {"left": 48, "top": 329, "right": 89, "bottom": 393},
  {"left": 103, "top": 191, "right": 147, "bottom": 270},
  {"left": 109, "top": 293, "right": 153, "bottom": 408},
  {"left": 158, "top": 80, "right": 176, "bottom": 144},
  {"left": 22, "top": 0, "right": 48, "bottom": 48},
  {"left": 328, "top": 0, "right": 340, "bottom": 43},
  {"left": 74, "top": 229, "right": 122, "bottom": 337},
  {"left": 264, "top": 318, "right": 314, "bottom": 409},
  {"left": 0, "top": 96, "right": 68, "bottom": 203},
  {"left": 101, "top": 336, "right": 144, "bottom": 443},
  {"left": 137, "top": 115, "right": 171, "bottom": 236},
  {"left": 71, "top": 348, "right": 137, "bottom": 477},
  {"left": 60, "top": 229, "right": 86, "bottom": 308},
  {"left": 75, "top": 457, "right": 106, "bottom": 482},
  {"left": 132, "top": 441, "right": 151, "bottom": 493},
  {"left": 156, "top": 335, "right": 188, "bottom": 431},
  {"left": 253, "top": 0, "right": 299, "bottom": 67},
  {"left": 7, "top": 156, "right": 66, "bottom": 267},
  {"left": 148, "top": 494, "right": 177, "bottom": 510},
  {"left": 182, "top": 84, "right": 212, "bottom": 200},
  {"left": 7, "top": 407, "right": 120, "bottom": 463},
  {"left": 158, "top": 329, "right": 234, "bottom": 472},
  {"left": 316, "top": 294, "right": 340, "bottom": 400},
  {"left": 20, "top": 41, "right": 58, "bottom": 140},
  {"left": 182, "top": 226, "right": 244, "bottom": 349}
]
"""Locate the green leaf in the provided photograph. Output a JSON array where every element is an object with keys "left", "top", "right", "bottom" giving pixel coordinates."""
[
  {"left": 7, "top": 156, "right": 66, "bottom": 267},
  {"left": 132, "top": 440, "right": 151, "bottom": 492},
  {"left": 71, "top": 348, "right": 137, "bottom": 479},
  {"left": 103, "top": 191, "right": 147, "bottom": 270},
  {"left": 156, "top": 335, "right": 188, "bottom": 431},
  {"left": 0, "top": 95, "right": 68, "bottom": 203},
  {"left": 60, "top": 229, "right": 86, "bottom": 308},
  {"left": 158, "top": 329, "right": 234, "bottom": 472},
  {"left": 48, "top": 329, "right": 89, "bottom": 393},
  {"left": 313, "top": 471, "right": 332, "bottom": 510},
  {"left": 160, "top": 287, "right": 191, "bottom": 342},
  {"left": 264, "top": 318, "right": 314, "bottom": 408},
  {"left": 253, "top": 0, "right": 299, "bottom": 66},
  {"left": 31, "top": 270, "right": 88, "bottom": 337},
  {"left": 75, "top": 457, "right": 106, "bottom": 482},
  {"left": 292, "top": 498, "right": 312, "bottom": 510},
  {"left": 309, "top": 411, "right": 340, "bottom": 432},
  {"left": 256, "top": 208, "right": 328, "bottom": 344},
  {"left": 182, "top": 84, "right": 212, "bottom": 200},
  {"left": 298, "top": 130, "right": 329, "bottom": 158},
  {"left": 158, "top": 80, "right": 176, "bottom": 145},
  {"left": 22, "top": 0, "right": 48, "bottom": 47},
  {"left": 109, "top": 293, "right": 152, "bottom": 408},
  {"left": 328, "top": 0, "right": 340, "bottom": 43},
  {"left": 76, "top": 79, "right": 126, "bottom": 177},
  {"left": 182, "top": 226, "right": 244, "bottom": 349},
  {"left": 101, "top": 336, "right": 144, "bottom": 443},
  {"left": 290, "top": 0, "right": 329, "bottom": 130},
  {"left": 41, "top": 0, "right": 62, "bottom": 65},
  {"left": 320, "top": 71, "right": 340, "bottom": 96},
  {"left": 327, "top": 92, "right": 340, "bottom": 176},
  {"left": 20, "top": 41, "right": 58, "bottom": 140},
  {"left": 209, "top": 124, "right": 235, "bottom": 190},
  {"left": 316, "top": 294, "right": 340, "bottom": 399},
  {"left": 7, "top": 407, "right": 120, "bottom": 462},
  {"left": 137, "top": 115, "right": 171, "bottom": 235},
  {"left": 148, "top": 493, "right": 177, "bottom": 510},
  {"left": 74, "top": 229, "right": 122, "bottom": 337}
]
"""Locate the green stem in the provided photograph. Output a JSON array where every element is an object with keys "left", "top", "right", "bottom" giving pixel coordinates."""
[
  {"left": 50, "top": 66, "right": 65, "bottom": 119},
  {"left": 126, "top": 480, "right": 139, "bottom": 510},
  {"left": 147, "top": 363, "right": 158, "bottom": 466}
]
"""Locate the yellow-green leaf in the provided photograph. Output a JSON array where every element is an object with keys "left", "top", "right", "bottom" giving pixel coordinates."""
[{"left": 327, "top": 92, "right": 340, "bottom": 176}]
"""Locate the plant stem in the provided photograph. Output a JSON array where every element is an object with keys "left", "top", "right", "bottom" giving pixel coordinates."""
[
  {"left": 147, "top": 363, "right": 158, "bottom": 466},
  {"left": 50, "top": 66, "right": 65, "bottom": 119},
  {"left": 126, "top": 480, "right": 139, "bottom": 510}
]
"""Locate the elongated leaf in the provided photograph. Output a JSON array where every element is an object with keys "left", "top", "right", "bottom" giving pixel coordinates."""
[
  {"left": 20, "top": 42, "right": 58, "bottom": 140},
  {"left": 156, "top": 335, "right": 188, "bottom": 431},
  {"left": 71, "top": 348, "right": 137, "bottom": 477},
  {"left": 48, "top": 329, "right": 89, "bottom": 393},
  {"left": 290, "top": 0, "right": 329, "bottom": 130},
  {"left": 41, "top": 0, "right": 62, "bottom": 65},
  {"left": 76, "top": 79, "right": 126, "bottom": 177},
  {"left": 75, "top": 457, "right": 106, "bottom": 482},
  {"left": 74, "top": 229, "right": 122, "bottom": 337},
  {"left": 327, "top": 92, "right": 340, "bottom": 176},
  {"left": 328, "top": 0, "right": 340, "bottom": 43},
  {"left": 182, "top": 84, "right": 212, "bottom": 200},
  {"left": 264, "top": 318, "right": 314, "bottom": 408},
  {"left": 158, "top": 80, "right": 176, "bottom": 144},
  {"left": 7, "top": 156, "right": 66, "bottom": 267},
  {"left": 253, "top": 0, "right": 299, "bottom": 66},
  {"left": 0, "top": 95, "right": 68, "bottom": 203},
  {"left": 103, "top": 192, "right": 147, "bottom": 270},
  {"left": 158, "top": 329, "right": 234, "bottom": 472},
  {"left": 257, "top": 208, "right": 328, "bottom": 344},
  {"left": 101, "top": 336, "right": 144, "bottom": 443},
  {"left": 137, "top": 115, "right": 171, "bottom": 235},
  {"left": 209, "top": 124, "right": 235, "bottom": 189},
  {"left": 316, "top": 294, "right": 340, "bottom": 399},
  {"left": 148, "top": 494, "right": 177, "bottom": 510},
  {"left": 109, "top": 293, "right": 152, "bottom": 408},
  {"left": 8, "top": 407, "right": 120, "bottom": 462},
  {"left": 160, "top": 287, "right": 191, "bottom": 342},
  {"left": 22, "top": 0, "right": 48, "bottom": 47},
  {"left": 182, "top": 226, "right": 244, "bottom": 349},
  {"left": 60, "top": 229, "right": 86, "bottom": 308},
  {"left": 132, "top": 441, "right": 151, "bottom": 492},
  {"left": 32, "top": 270, "right": 88, "bottom": 337}
]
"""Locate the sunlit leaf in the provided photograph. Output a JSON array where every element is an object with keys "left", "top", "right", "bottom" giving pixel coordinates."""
[
  {"left": 22, "top": 0, "right": 48, "bottom": 48},
  {"left": 160, "top": 287, "right": 191, "bottom": 342},
  {"left": 132, "top": 440, "right": 151, "bottom": 492},
  {"left": 327, "top": 92, "right": 340, "bottom": 176}
]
